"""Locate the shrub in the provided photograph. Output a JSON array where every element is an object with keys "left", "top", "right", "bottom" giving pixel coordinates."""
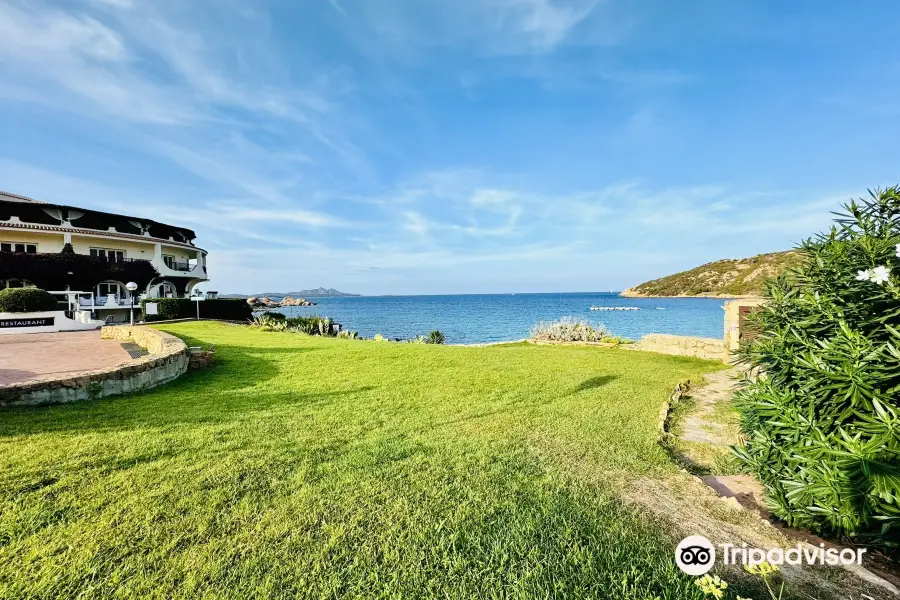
[
  {"left": 140, "top": 298, "right": 252, "bottom": 322},
  {"left": 250, "top": 313, "right": 289, "bottom": 331},
  {"left": 0, "top": 288, "right": 58, "bottom": 313},
  {"left": 250, "top": 314, "right": 343, "bottom": 337},
  {"left": 734, "top": 187, "right": 900, "bottom": 545},
  {"left": 285, "top": 315, "right": 339, "bottom": 336},
  {"left": 427, "top": 330, "right": 446, "bottom": 345},
  {"left": 530, "top": 317, "right": 606, "bottom": 342}
]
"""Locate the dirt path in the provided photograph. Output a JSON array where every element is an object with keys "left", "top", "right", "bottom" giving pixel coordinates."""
[{"left": 648, "top": 369, "right": 900, "bottom": 598}]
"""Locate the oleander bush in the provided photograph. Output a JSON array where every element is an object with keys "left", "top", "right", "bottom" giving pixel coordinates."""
[
  {"left": 0, "top": 287, "right": 58, "bottom": 313},
  {"left": 733, "top": 187, "right": 900, "bottom": 545},
  {"left": 530, "top": 317, "right": 606, "bottom": 343}
]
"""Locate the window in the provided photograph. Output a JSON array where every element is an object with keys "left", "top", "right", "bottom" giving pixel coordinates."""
[
  {"left": 90, "top": 248, "right": 125, "bottom": 262},
  {"left": 95, "top": 281, "right": 125, "bottom": 299},
  {"left": 1, "top": 242, "right": 37, "bottom": 253},
  {"left": 163, "top": 254, "right": 175, "bottom": 268}
]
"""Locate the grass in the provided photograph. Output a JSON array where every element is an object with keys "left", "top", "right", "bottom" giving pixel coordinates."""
[{"left": 0, "top": 322, "right": 728, "bottom": 599}]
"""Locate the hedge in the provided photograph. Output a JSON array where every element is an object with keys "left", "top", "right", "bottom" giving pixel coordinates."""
[
  {"left": 0, "top": 246, "right": 159, "bottom": 292},
  {"left": 140, "top": 298, "right": 252, "bottom": 322},
  {"left": 734, "top": 186, "right": 900, "bottom": 545},
  {"left": 0, "top": 288, "right": 59, "bottom": 313}
]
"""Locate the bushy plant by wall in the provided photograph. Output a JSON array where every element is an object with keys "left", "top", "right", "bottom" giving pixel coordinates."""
[
  {"left": 0, "top": 288, "right": 59, "bottom": 313},
  {"left": 140, "top": 298, "right": 252, "bottom": 322},
  {"left": 530, "top": 317, "right": 606, "bottom": 342},
  {"left": 734, "top": 187, "right": 900, "bottom": 545}
]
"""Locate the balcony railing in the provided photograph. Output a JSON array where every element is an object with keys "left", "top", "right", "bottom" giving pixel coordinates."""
[
  {"left": 163, "top": 261, "right": 198, "bottom": 272},
  {"left": 91, "top": 256, "right": 145, "bottom": 264}
]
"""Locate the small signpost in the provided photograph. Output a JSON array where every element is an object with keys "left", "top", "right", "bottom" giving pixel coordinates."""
[{"left": 193, "top": 295, "right": 204, "bottom": 320}]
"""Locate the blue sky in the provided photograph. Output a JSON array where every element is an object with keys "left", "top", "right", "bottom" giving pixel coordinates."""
[{"left": 1, "top": 1, "right": 898, "bottom": 295}]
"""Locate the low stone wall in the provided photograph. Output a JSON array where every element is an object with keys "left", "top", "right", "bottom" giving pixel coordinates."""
[
  {"left": 100, "top": 324, "right": 185, "bottom": 355},
  {"left": 0, "top": 327, "right": 189, "bottom": 407},
  {"left": 630, "top": 334, "right": 725, "bottom": 362}
]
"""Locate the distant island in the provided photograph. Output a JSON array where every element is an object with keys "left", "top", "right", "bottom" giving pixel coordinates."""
[
  {"left": 621, "top": 251, "right": 803, "bottom": 298},
  {"left": 221, "top": 288, "right": 359, "bottom": 299}
]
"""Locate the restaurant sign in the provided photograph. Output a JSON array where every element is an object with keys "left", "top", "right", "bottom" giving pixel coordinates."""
[{"left": 0, "top": 317, "right": 55, "bottom": 328}]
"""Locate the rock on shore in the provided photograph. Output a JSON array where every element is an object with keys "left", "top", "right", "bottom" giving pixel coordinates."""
[{"left": 246, "top": 296, "right": 316, "bottom": 308}]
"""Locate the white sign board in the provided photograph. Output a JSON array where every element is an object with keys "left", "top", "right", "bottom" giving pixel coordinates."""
[{"left": 145, "top": 302, "right": 158, "bottom": 315}]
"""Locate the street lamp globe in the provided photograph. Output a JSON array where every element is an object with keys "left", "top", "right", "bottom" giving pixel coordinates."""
[{"left": 125, "top": 282, "right": 138, "bottom": 325}]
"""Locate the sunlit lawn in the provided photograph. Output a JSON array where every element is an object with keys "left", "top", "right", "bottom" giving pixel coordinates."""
[{"left": 0, "top": 322, "right": 725, "bottom": 599}]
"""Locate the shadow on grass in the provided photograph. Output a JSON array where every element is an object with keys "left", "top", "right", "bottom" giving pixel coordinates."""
[
  {"left": 571, "top": 374, "right": 617, "bottom": 394},
  {"left": 0, "top": 339, "right": 376, "bottom": 438}
]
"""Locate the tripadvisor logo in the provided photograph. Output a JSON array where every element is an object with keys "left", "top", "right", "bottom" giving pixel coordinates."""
[
  {"left": 675, "top": 536, "right": 716, "bottom": 576},
  {"left": 675, "top": 535, "right": 868, "bottom": 575}
]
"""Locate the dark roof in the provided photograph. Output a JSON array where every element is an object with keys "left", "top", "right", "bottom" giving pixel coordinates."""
[
  {"left": 0, "top": 190, "right": 197, "bottom": 240},
  {"left": 0, "top": 221, "right": 205, "bottom": 252}
]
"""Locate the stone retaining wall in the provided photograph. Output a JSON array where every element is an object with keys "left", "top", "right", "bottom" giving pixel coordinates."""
[
  {"left": 0, "top": 326, "right": 189, "bottom": 407},
  {"left": 630, "top": 334, "right": 725, "bottom": 362}
]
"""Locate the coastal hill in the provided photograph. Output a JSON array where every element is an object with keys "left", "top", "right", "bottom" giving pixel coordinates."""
[
  {"left": 221, "top": 288, "right": 358, "bottom": 299},
  {"left": 621, "top": 251, "right": 802, "bottom": 298}
]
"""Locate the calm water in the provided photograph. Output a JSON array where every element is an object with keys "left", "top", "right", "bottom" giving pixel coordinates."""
[{"left": 268, "top": 293, "right": 726, "bottom": 345}]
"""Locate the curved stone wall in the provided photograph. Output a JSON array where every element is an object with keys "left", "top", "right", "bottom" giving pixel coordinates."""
[{"left": 0, "top": 326, "right": 188, "bottom": 407}]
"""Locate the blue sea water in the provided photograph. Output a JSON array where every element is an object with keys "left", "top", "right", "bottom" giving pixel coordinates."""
[{"left": 271, "top": 293, "right": 726, "bottom": 345}]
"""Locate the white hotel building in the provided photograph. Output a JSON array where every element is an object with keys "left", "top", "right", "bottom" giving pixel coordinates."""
[{"left": 0, "top": 191, "right": 209, "bottom": 320}]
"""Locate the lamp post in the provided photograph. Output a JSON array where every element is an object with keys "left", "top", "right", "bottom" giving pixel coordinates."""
[{"left": 125, "top": 282, "right": 138, "bottom": 325}]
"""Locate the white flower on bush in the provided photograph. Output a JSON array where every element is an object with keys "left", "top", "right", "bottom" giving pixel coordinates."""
[
  {"left": 896, "top": 243, "right": 900, "bottom": 258},
  {"left": 871, "top": 265, "right": 891, "bottom": 285},
  {"left": 856, "top": 269, "right": 872, "bottom": 281}
]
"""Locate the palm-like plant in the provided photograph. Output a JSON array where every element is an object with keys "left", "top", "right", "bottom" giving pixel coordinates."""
[
  {"left": 734, "top": 187, "right": 900, "bottom": 545},
  {"left": 427, "top": 330, "right": 446, "bottom": 345}
]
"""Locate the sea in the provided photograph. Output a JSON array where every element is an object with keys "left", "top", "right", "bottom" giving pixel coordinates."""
[{"left": 266, "top": 293, "right": 727, "bottom": 345}]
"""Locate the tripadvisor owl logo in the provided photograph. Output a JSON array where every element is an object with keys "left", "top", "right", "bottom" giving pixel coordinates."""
[
  {"left": 675, "top": 535, "right": 716, "bottom": 576},
  {"left": 675, "top": 535, "right": 868, "bottom": 576}
]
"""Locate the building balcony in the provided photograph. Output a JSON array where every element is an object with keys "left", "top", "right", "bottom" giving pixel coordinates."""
[{"left": 157, "top": 259, "right": 207, "bottom": 280}]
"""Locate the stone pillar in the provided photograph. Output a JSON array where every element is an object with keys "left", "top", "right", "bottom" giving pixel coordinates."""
[{"left": 724, "top": 299, "right": 766, "bottom": 360}]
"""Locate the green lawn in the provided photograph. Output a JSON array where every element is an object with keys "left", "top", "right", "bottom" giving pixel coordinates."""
[{"left": 0, "top": 322, "right": 725, "bottom": 599}]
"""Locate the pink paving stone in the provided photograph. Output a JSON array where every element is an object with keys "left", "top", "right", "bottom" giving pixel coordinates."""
[{"left": 0, "top": 330, "right": 133, "bottom": 386}]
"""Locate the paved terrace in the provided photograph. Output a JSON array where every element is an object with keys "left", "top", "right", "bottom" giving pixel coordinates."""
[{"left": 0, "top": 331, "right": 134, "bottom": 386}]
